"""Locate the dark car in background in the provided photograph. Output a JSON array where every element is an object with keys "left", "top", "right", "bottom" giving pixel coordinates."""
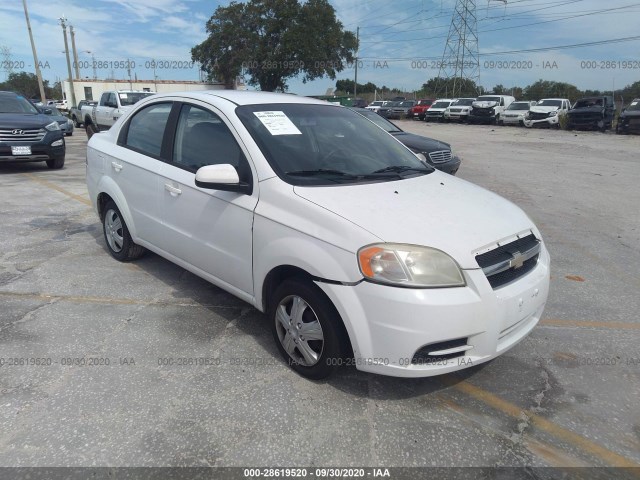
[
  {"left": 352, "top": 107, "right": 461, "bottom": 175},
  {"left": 0, "top": 91, "right": 66, "bottom": 169},
  {"left": 567, "top": 96, "right": 615, "bottom": 131},
  {"left": 43, "top": 106, "right": 73, "bottom": 136},
  {"left": 616, "top": 98, "right": 640, "bottom": 134},
  {"left": 379, "top": 100, "right": 416, "bottom": 120}
]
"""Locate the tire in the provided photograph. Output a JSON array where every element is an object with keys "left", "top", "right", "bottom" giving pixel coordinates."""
[
  {"left": 46, "top": 157, "right": 65, "bottom": 169},
  {"left": 72, "top": 116, "right": 81, "bottom": 128},
  {"left": 102, "top": 201, "right": 146, "bottom": 261},
  {"left": 65, "top": 131, "right": 72, "bottom": 137},
  {"left": 270, "top": 278, "right": 347, "bottom": 380},
  {"left": 498, "top": 120, "right": 504, "bottom": 126}
]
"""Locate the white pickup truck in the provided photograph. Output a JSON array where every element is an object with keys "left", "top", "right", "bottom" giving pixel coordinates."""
[{"left": 82, "top": 90, "right": 154, "bottom": 132}]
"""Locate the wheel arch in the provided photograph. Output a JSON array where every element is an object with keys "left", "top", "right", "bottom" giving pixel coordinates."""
[{"left": 95, "top": 177, "right": 138, "bottom": 239}]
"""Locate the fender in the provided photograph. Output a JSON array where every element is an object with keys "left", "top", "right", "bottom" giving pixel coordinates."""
[{"left": 96, "top": 175, "right": 138, "bottom": 240}]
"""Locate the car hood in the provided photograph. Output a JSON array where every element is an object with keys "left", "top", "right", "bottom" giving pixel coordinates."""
[
  {"left": 0, "top": 113, "right": 52, "bottom": 128},
  {"left": 621, "top": 110, "right": 640, "bottom": 118},
  {"left": 569, "top": 106, "right": 603, "bottom": 114},
  {"left": 293, "top": 173, "right": 535, "bottom": 269},
  {"left": 529, "top": 106, "right": 559, "bottom": 113},
  {"left": 473, "top": 101, "right": 498, "bottom": 108},
  {"left": 428, "top": 107, "right": 448, "bottom": 112},
  {"left": 391, "top": 132, "right": 450, "bottom": 152}
]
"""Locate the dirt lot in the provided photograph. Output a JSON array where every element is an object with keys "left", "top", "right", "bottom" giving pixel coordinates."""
[{"left": 0, "top": 124, "right": 639, "bottom": 476}]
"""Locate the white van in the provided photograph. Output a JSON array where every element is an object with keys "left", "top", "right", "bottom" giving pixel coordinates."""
[{"left": 468, "top": 95, "right": 516, "bottom": 124}]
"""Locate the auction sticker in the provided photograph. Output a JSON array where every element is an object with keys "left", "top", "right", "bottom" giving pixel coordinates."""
[{"left": 254, "top": 111, "right": 302, "bottom": 135}]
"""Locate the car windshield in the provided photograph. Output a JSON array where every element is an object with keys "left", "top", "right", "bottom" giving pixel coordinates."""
[
  {"left": 507, "top": 102, "right": 530, "bottom": 110},
  {"left": 353, "top": 108, "right": 401, "bottom": 133},
  {"left": 574, "top": 98, "right": 602, "bottom": 108},
  {"left": 476, "top": 96, "right": 500, "bottom": 103},
  {"left": 627, "top": 100, "right": 640, "bottom": 111},
  {"left": 384, "top": 101, "right": 401, "bottom": 108},
  {"left": 417, "top": 100, "right": 433, "bottom": 106},
  {"left": 0, "top": 94, "right": 39, "bottom": 114},
  {"left": 538, "top": 100, "right": 562, "bottom": 107},
  {"left": 370, "top": 101, "right": 383, "bottom": 106},
  {"left": 400, "top": 101, "right": 415, "bottom": 107},
  {"left": 236, "top": 104, "right": 432, "bottom": 186},
  {"left": 432, "top": 101, "right": 451, "bottom": 109},
  {"left": 119, "top": 92, "right": 154, "bottom": 106},
  {"left": 452, "top": 99, "right": 474, "bottom": 106}
]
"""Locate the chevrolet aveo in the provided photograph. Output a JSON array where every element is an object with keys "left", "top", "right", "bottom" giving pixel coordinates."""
[{"left": 86, "top": 91, "right": 550, "bottom": 380}]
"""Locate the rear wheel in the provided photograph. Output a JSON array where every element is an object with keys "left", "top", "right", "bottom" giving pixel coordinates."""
[
  {"left": 72, "top": 116, "right": 81, "bottom": 128},
  {"left": 102, "top": 201, "right": 145, "bottom": 261},
  {"left": 270, "top": 278, "right": 346, "bottom": 380}
]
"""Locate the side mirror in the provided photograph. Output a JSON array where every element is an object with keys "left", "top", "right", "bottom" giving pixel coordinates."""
[
  {"left": 43, "top": 108, "right": 53, "bottom": 115},
  {"left": 195, "top": 164, "right": 251, "bottom": 194}
]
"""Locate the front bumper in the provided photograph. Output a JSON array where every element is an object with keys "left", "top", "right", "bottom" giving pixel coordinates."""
[
  {"left": 0, "top": 133, "right": 65, "bottom": 163},
  {"left": 428, "top": 155, "right": 461, "bottom": 175},
  {"left": 524, "top": 116, "right": 559, "bottom": 127},
  {"left": 444, "top": 112, "right": 469, "bottom": 121},
  {"left": 502, "top": 115, "right": 526, "bottom": 125},
  {"left": 316, "top": 244, "right": 550, "bottom": 377}
]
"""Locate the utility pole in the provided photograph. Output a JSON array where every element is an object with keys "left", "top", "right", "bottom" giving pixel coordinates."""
[
  {"left": 59, "top": 16, "right": 77, "bottom": 107},
  {"left": 354, "top": 26, "right": 359, "bottom": 99},
  {"left": 22, "top": 0, "right": 46, "bottom": 103},
  {"left": 70, "top": 25, "right": 80, "bottom": 79},
  {"left": 86, "top": 50, "right": 97, "bottom": 80},
  {"left": 127, "top": 58, "right": 132, "bottom": 90}
]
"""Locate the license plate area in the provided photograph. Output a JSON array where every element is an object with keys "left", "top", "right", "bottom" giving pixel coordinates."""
[{"left": 11, "top": 146, "right": 32, "bottom": 155}]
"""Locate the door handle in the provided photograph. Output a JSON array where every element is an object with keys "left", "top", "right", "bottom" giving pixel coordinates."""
[
  {"left": 164, "top": 183, "right": 182, "bottom": 196},
  {"left": 111, "top": 161, "right": 123, "bottom": 172}
]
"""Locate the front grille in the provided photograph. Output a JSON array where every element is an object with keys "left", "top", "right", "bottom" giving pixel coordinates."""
[
  {"left": 472, "top": 108, "right": 493, "bottom": 117},
  {"left": 450, "top": 108, "right": 462, "bottom": 113},
  {"left": 428, "top": 150, "right": 453, "bottom": 164},
  {"left": 0, "top": 128, "right": 46, "bottom": 142},
  {"left": 529, "top": 112, "right": 550, "bottom": 121},
  {"left": 426, "top": 111, "right": 443, "bottom": 116},
  {"left": 412, "top": 338, "right": 470, "bottom": 364},
  {"left": 569, "top": 113, "right": 602, "bottom": 125},
  {"left": 476, "top": 233, "right": 540, "bottom": 289}
]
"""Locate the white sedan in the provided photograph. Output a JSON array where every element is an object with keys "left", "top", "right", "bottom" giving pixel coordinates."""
[
  {"left": 500, "top": 101, "right": 537, "bottom": 126},
  {"left": 86, "top": 91, "right": 549, "bottom": 379}
]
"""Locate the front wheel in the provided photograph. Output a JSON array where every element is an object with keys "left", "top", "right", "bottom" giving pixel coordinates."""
[
  {"left": 270, "top": 278, "right": 347, "bottom": 380},
  {"left": 102, "top": 201, "right": 145, "bottom": 261},
  {"left": 46, "top": 157, "right": 65, "bottom": 169}
]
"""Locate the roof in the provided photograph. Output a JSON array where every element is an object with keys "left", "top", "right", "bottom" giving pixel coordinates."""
[{"left": 163, "top": 90, "right": 333, "bottom": 107}]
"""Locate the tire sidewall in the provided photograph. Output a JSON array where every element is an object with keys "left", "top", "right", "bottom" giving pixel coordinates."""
[{"left": 102, "top": 201, "right": 135, "bottom": 261}]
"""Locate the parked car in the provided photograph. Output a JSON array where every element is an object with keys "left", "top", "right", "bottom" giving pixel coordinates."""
[
  {"left": 54, "top": 99, "right": 68, "bottom": 111},
  {"left": 0, "top": 90, "right": 65, "bottom": 169},
  {"left": 567, "top": 96, "right": 615, "bottom": 132},
  {"left": 377, "top": 100, "right": 401, "bottom": 118},
  {"left": 365, "top": 100, "right": 387, "bottom": 113},
  {"left": 523, "top": 99, "right": 571, "bottom": 128},
  {"left": 409, "top": 99, "right": 435, "bottom": 120},
  {"left": 425, "top": 99, "right": 455, "bottom": 122},
  {"left": 69, "top": 100, "right": 97, "bottom": 127},
  {"left": 500, "top": 101, "right": 537, "bottom": 126},
  {"left": 86, "top": 90, "right": 549, "bottom": 379},
  {"left": 352, "top": 107, "right": 461, "bottom": 175},
  {"left": 83, "top": 90, "right": 154, "bottom": 133},
  {"left": 351, "top": 98, "right": 367, "bottom": 108},
  {"left": 443, "top": 98, "right": 476, "bottom": 123},
  {"left": 616, "top": 98, "right": 640, "bottom": 134},
  {"left": 42, "top": 106, "right": 73, "bottom": 136},
  {"left": 383, "top": 100, "right": 417, "bottom": 120},
  {"left": 468, "top": 95, "right": 515, "bottom": 124}
]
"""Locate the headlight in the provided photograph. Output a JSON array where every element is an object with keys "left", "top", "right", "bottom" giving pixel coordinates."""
[
  {"left": 45, "top": 121, "right": 60, "bottom": 131},
  {"left": 358, "top": 243, "right": 465, "bottom": 288},
  {"left": 524, "top": 112, "right": 530, "bottom": 119},
  {"left": 549, "top": 111, "right": 558, "bottom": 117}
]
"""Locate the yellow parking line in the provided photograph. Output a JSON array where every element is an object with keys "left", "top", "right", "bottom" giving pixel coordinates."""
[
  {"left": 442, "top": 377, "right": 640, "bottom": 468},
  {"left": 22, "top": 173, "right": 91, "bottom": 206},
  {"left": 540, "top": 319, "right": 640, "bottom": 330}
]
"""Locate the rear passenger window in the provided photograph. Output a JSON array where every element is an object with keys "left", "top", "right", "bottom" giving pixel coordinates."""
[
  {"left": 124, "top": 103, "right": 172, "bottom": 157},
  {"left": 172, "top": 104, "right": 244, "bottom": 171}
]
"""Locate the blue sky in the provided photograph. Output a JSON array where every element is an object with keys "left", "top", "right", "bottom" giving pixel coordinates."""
[{"left": 1, "top": 0, "right": 639, "bottom": 96}]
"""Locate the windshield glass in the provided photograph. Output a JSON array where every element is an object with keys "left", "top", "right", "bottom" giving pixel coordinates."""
[
  {"left": 0, "top": 94, "right": 39, "bottom": 114},
  {"left": 452, "top": 99, "right": 474, "bottom": 106},
  {"left": 432, "top": 101, "right": 451, "bottom": 109},
  {"left": 370, "top": 101, "right": 383, "bottom": 106},
  {"left": 119, "top": 92, "right": 154, "bottom": 106},
  {"left": 417, "top": 100, "right": 433, "bottom": 106},
  {"left": 507, "top": 102, "right": 530, "bottom": 110},
  {"left": 236, "top": 104, "right": 432, "bottom": 186},
  {"left": 353, "top": 108, "right": 400, "bottom": 133},
  {"left": 574, "top": 98, "right": 602, "bottom": 108},
  {"left": 627, "top": 100, "right": 640, "bottom": 111},
  {"left": 538, "top": 100, "right": 562, "bottom": 107},
  {"left": 476, "top": 96, "right": 500, "bottom": 103},
  {"left": 400, "top": 101, "right": 415, "bottom": 107}
]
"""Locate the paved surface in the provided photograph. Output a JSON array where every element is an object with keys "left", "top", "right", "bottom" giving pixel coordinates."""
[{"left": 0, "top": 125, "right": 639, "bottom": 469}]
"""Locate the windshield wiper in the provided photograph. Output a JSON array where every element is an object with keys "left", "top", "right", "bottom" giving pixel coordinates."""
[
  {"left": 286, "top": 168, "right": 358, "bottom": 178},
  {"left": 371, "top": 165, "right": 432, "bottom": 175}
]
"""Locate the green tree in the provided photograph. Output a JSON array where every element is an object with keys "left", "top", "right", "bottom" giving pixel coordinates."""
[
  {"left": 0, "top": 71, "right": 52, "bottom": 99},
  {"left": 522, "top": 79, "right": 580, "bottom": 102},
  {"left": 192, "top": 0, "right": 357, "bottom": 91},
  {"left": 335, "top": 79, "right": 377, "bottom": 94},
  {"left": 421, "top": 77, "right": 480, "bottom": 97}
]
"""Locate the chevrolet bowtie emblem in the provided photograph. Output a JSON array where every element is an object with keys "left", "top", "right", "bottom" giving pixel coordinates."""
[{"left": 509, "top": 251, "right": 525, "bottom": 269}]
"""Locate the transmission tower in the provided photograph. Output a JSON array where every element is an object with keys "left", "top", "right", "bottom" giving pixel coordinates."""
[
  {"left": 435, "top": 0, "right": 506, "bottom": 97},
  {"left": 1, "top": 46, "right": 13, "bottom": 80}
]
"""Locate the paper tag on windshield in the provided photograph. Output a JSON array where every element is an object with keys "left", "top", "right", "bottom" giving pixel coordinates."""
[
  {"left": 632, "top": 101, "right": 638, "bottom": 106},
  {"left": 119, "top": 93, "right": 127, "bottom": 99},
  {"left": 254, "top": 111, "right": 302, "bottom": 135}
]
